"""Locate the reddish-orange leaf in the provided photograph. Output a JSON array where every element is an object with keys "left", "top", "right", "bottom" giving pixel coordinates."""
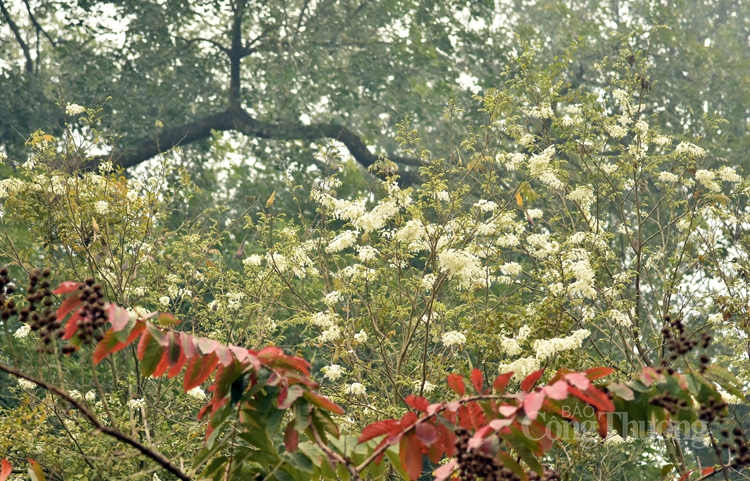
[
  {"left": 93, "top": 329, "right": 121, "bottom": 365},
  {"left": 137, "top": 330, "right": 153, "bottom": 361},
  {"left": 523, "top": 391, "right": 545, "bottom": 420},
  {"left": 151, "top": 350, "right": 170, "bottom": 378},
  {"left": 0, "top": 459, "right": 11, "bottom": 481},
  {"left": 520, "top": 369, "right": 545, "bottom": 392},
  {"left": 108, "top": 304, "right": 130, "bottom": 331},
  {"left": 415, "top": 422, "right": 438, "bottom": 446},
  {"left": 399, "top": 432, "right": 423, "bottom": 481},
  {"left": 596, "top": 411, "right": 608, "bottom": 438},
  {"left": 437, "top": 423, "right": 456, "bottom": 458},
  {"left": 53, "top": 281, "right": 81, "bottom": 295},
  {"left": 567, "top": 386, "right": 615, "bottom": 412},
  {"left": 447, "top": 374, "right": 465, "bottom": 396},
  {"left": 278, "top": 385, "right": 304, "bottom": 410},
  {"left": 677, "top": 470, "right": 694, "bottom": 481},
  {"left": 434, "top": 459, "right": 457, "bottom": 481},
  {"left": 359, "top": 420, "right": 399, "bottom": 443},
  {"left": 167, "top": 346, "right": 187, "bottom": 379},
  {"left": 57, "top": 295, "right": 82, "bottom": 321},
  {"left": 493, "top": 372, "right": 514, "bottom": 393},
  {"left": 405, "top": 394, "right": 429, "bottom": 412},
  {"left": 585, "top": 367, "right": 615, "bottom": 380},
  {"left": 184, "top": 352, "right": 219, "bottom": 391},
  {"left": 181, "top": 331, "right": 196, "bottom": 358},
  {"left": 302, "top": 391, "right": 344, "bottom": 415},
  {"left": 61, "top": 311, "right": 82, "bottom": 340},
  {"left": 470, "top": 369, "right": 483, "bottom": 393},
  {"left": 27, "top": 459, "right": 45, "bottom": 481},
  {"left": 701, "top": 467, "right": 715, "bottom": 476},
  {"left": 284, "top": 421, "right": 299, "bottom": 452}
]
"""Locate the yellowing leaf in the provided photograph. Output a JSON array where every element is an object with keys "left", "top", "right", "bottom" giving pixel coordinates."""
[
  {"left": 266, "top": 190, "right": 276, "bottom": 208},
  {"left": 515, "top": 192, "right": 523, "bottom": 207},
  {"left": 155, "top": 120, "right": 164, "bottom": 128},
  {"left": 92, "top": 217, "right": 100, "bottom": 233}
]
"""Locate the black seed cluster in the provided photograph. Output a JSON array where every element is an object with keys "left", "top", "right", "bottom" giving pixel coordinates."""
[
  {"left": 0, "top": 267, "right": 17, "bottom": 323},
  {"left": 20, "top": 269, "right": 59, "bottom": 353},
  {"left": 699, "top": 396, "right": 728, "bottom": 424},
  {"left": 64, "top": 278, "right": 106, "bottom": 349},
  {"left": 721, "top": 427, "right": 750, "bottom": 470},
  {"left": 649, "top": 391, "right": 689, "bottom": 414},
  {"left": 659, "top": 316, "right": 712, "bottom": 374},
  {"left": 454, "top": 428, "right": 560, "bottom": 481}
]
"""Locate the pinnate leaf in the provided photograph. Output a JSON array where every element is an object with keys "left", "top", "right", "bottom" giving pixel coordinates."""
[
  {"left": 521, "top": 369, "right": 545, "bottom": 392},
  {"left": 447, "top": 374, "right": 465, "bottom": 396}
]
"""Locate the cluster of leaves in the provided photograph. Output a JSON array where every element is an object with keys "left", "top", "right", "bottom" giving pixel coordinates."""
[{"left": 2, "top": 276, "right": 746, "bottom": 481}]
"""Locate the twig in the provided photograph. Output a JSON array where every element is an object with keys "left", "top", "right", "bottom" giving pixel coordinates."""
[{"left": 0, "top": 362, "right": 192, "bottom": 481}]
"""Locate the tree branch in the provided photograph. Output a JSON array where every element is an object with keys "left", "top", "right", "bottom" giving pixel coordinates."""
[
  {"left": 94, "top": 108, "right": 422, "bottom": 183},
  {"left": 22, "top": 0, "right": 56, "bottom": 47},
  {"left": 0, "top": 362, "right": 192, "bottom": 481},
  {"left": 0, "top": 0, "right": 33, "bottom": 73}
]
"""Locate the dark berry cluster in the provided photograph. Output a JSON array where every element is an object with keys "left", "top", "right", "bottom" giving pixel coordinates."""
[
  {"left": 68, "top": 278, "right": 107, "bottom": 348},
  {"left": 0, "top": 267, "right": 17, "bottom": 323},
  {"left": 718, "top": 427, "right": 750, "bottom": 470},
  {"left": 20, "top": 268, "right": 59, "bottom": 353},
  {"left": 659, "top": 316, "right": 711, "bottom": 375},
  {"left": 649, "top": 391, "right": 689, "bottom": 415},
  {"left": 699, "top": 396, "right": 728, "bottom": 424},
  {"left": 454, "top": 428, "right": 559, "bottom": 481}
]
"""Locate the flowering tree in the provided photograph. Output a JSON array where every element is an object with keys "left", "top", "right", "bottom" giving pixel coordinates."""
[{"left": 0, "top": 37, "right": 748, "bottom": 480}]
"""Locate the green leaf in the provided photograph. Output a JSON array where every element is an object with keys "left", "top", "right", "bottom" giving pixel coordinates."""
[
  {"left": 139, "top": 333, "right": 164, "bottom": 377},
  {"left": 704, "top": 365, "right": 747, "bottom": 400}
]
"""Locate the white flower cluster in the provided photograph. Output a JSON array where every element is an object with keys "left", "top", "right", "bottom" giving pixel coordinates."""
[
  {"left": 187, "top": 386, "right": 206, "bottom": 400},
  {"left": 717, "top": 166, "right": 742, "bottom": 183},
  {"left": 13, "top": 324, "right": 30, "bottom": 339},
  {"left": 85, "top": 390, "right": 96, "bottom": 402},
  {"left": 528, "top": 146, "right": 562, "bottom": 189},
  {"left": 675, "top": 142, "right": 706, "bottom": 157},
  {"left": 533, "top": 329, "right": 591, "bottom": 360},
  {"left": 94, "top": 200, "right": 109, "bottom": 215},
  {"left": 442, "top": 330, "right": 467, "bottom": 348},
  {"left": 354, "top": 330, "right": 368, "bottom": 343},
  {"left": 327, "top": 230, "right": 359, "bottom": 253},
  {"left": 17, "top": 378, "right": 36, "bottom": 390},
  {"left": 65, "top": 103, "right": 86, "bottom": 116},
  {"left": 608, "top": 309, "right": 632, "bottom": 327},
  {"left": 321, "top": 364, "right": 344, "bottom": 381},
  {"left": 127, "top": 398, "right": 146, "bottom": 409},
  {"left": 658, "top": 172, "right": 679, "bottom": 183},
  {"left": 497, "top": 357, "right": 541, "bottom": 381},
  {"left": 606, "top": 124, "right": 627, "bottom": 139},
  {"left": 413, "top": 380, "right": 436, "bottom": 394},
  {"left": 567, "top": 185, "right": 594, "bottom": 210},
  {"left": 695, "top": 170, "right": 721, "bottom": 192},
  {"left": 243, "top": 254, "right": 263, "bottom": 267},
  {"left": 346, "top": 382, "right": 367, "bottom": 396},
  {"left": 438, "top": 249, "right": 485, "bottom": 290}
]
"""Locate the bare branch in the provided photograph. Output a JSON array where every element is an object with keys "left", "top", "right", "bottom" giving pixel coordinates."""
[
  {"left": 0, "top": 0, "right": 33, "bottom": 73},
  {"left": 22, "top": 0, "right": 56, "bottom": 47},
  {"left": 0, "top": 362, "right": 193, "bottom": 481}
]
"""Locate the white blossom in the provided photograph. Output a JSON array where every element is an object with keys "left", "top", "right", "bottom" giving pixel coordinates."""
[
  {"left": 658, "top": 172, "right": 679, "bottom": 183},
  {"left": 354, "top": 330, "right": 368, "bottom": 343},
  {"left": 187, "top": 386, "right": 206, "bottom": 400},
  {"left": 499, "top": 263, "right": 522, "bottom": 276},
  {"left": 527, "top": 209, "right": 543, "bottom": 220},
  {"left": 13, "top": 324, "right": 30, "bottom": 339},
  {"left": 311, "top": 311, "right": 337, "bottom": 328},
  {"left": 319, "top": 325, "right": 341, "bottom": 342},
  {"left": 158, "top": 296, "right": 170, "bottom": 308},
  {"left": 358, "top": 246, "right": 378, "bottom": 263},
  {"left": 84, "top": 390, "right": 96, "bottom": 402},
  {"left": 708, "top": 313, "right": 724, "bottom": 324},
  {"left": 608, "top": 309, "right": 632, "bottom": 327},
  {"left": 127, "top": 398, "right": 146, "bottom": 409},
  {"left": 438, "top": 249, "right": 486, "bottom": 290},
  {"left": 564, "top": 104, "right": 582, "bottom": 115},
  {"left": 533, "top": 329, "right": 590, "bottom": 360},
  {"left": 653, "top": 135, "right": 671, "bottom": 146},
  {"left": 327, "top": 230, "right": 359, "bottom": 252},
  {"left": 695, "top": 170, "right": 721, "bottom": 192},
  {"left": 442, "top": 330, "right": 467, "bottom": 348},
  {"left": 421, "top": 273, "right": 437, "bottom": 291},
  {"left": 528, "top": 146, "right": 556, "bottom": 177},
  {"left": 516, "top": 326, "right": 532, "bottom": 342},
  {"left": 504, "top": 153, "right": 526, "bottom": 171},
  {"left": 69, "top": 390, "right": 83, "bottom": 401},
  {"left": 17, "top": 378, "right": 36, "bottom": 390},
  {"left": 567, "top": 185, "right": 594, "bottom": 209},
  {"left": 474, "top": 200, "right": 498, "bottom": 212},
  {"left": 717, "top": 166, "right": 742, "bottom": 183},
  {"left": 604, "top": 433, "right": 626, "bottom": 446},
  {"left": 606, "top": 124, "right": 627, "bottom": 139},
  {"left": 413, "top": 380, "right": 436, "bottom": 394},
  {"left": 321, "top": 364, "right": 344, "bottom": 381},
  {"left": 65, "top": 103, "right": 86, "bottom": 115},
  {"left": 675, "top": 142, "right": 707, "bottom": 157},
  {"left": 324, "top": 291, "right": 343, "bottom": 306},
  {"left": 243, "top": 254, "right": 263, "bottom": 267},
  {"left": 519, "top": 133, "right": 535, "bottom": 146},
  {"left": 498, "top": 357, "right": 541, "bottom": 381},
  {"left": 346, "top": 383, "right": 367, "bottom": 396},
  {"left": 634, "top": 120, "right": 649, "bottom": 135},
  {"left": 435, "top": 191, "right": 451, "bottom": 202},
  {"left": 499, "top": 337, "right": 523, "bottom": 357},
  {"left": 94, "top": 201, "right": 109, "bottom": 215}
]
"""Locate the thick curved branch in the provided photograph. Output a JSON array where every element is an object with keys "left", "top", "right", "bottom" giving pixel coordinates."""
[
  {"left": 0, "top": 0, "right": 33, "bottom": 73},
  {"left": 97, "top": 108, "right": 422, "bottom": 182},
  {"left": 0, "top": 362, "right": 192, "bottom": 481}
]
